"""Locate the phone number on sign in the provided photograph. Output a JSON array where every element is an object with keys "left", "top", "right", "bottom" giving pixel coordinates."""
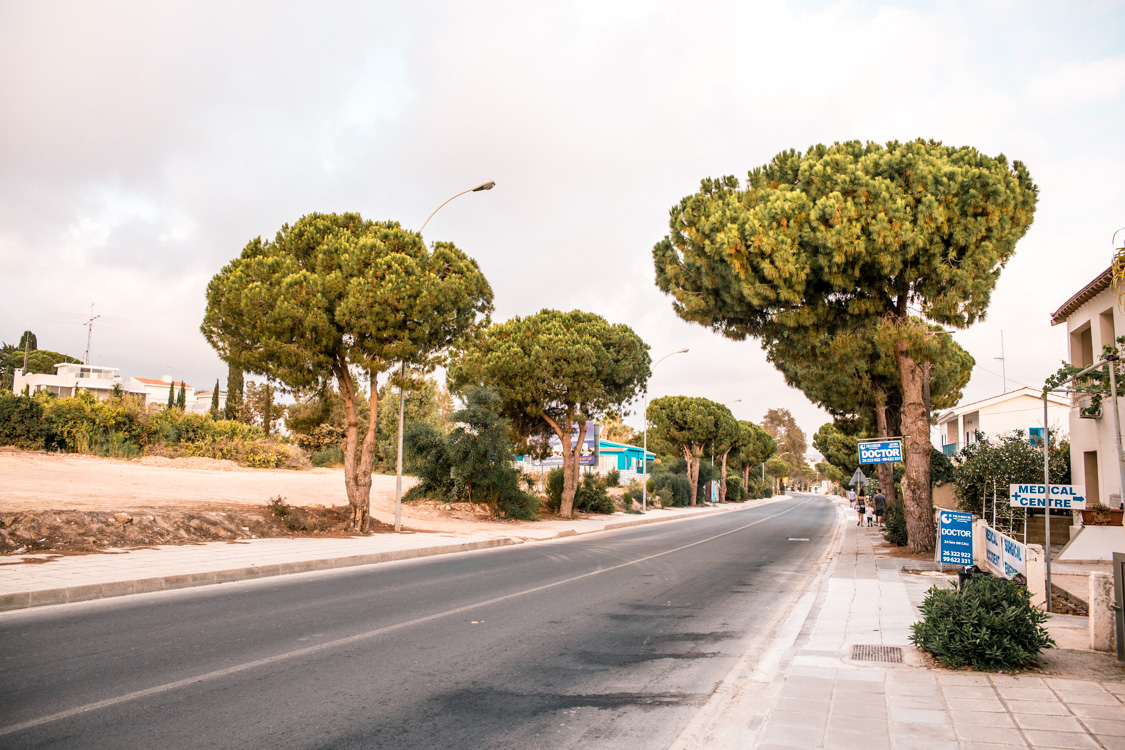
[{"left": 942, "top": 551, "right": 972, "bottom": 564}]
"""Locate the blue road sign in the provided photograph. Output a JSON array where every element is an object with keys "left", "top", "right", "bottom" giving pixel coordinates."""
[
  {"left": 858, "top": 440, "right": 903, "bottom": 464},
  {"left": 938, "top": 510, "right": 974, "bottom": 566}
]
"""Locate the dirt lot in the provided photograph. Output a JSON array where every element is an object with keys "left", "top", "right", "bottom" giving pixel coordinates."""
[{"left": 0, "top": 449, "right": 536, "bottom": 555}]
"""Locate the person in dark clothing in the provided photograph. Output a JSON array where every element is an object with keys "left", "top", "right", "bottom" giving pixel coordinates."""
[
  {"left": 873, "top": 490, "right": 886, "bottom": 527},
  {"left": 855, "top": 490, "right": 866, "bottom": 526}
]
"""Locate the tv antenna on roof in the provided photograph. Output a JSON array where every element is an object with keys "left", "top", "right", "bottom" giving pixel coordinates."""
[{"left": 46, "top": 304, "right": 132, "bottom": 365}]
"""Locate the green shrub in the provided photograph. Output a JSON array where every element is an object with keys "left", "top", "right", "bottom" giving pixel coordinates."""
[
  {"left": 882, "top": 496, "right": 908, "bottom": 546},
  {"left": 648, "top": 470, "right": 692, "bottom": 506},
  {"left": 545, "top": 466, "right": 564, "bottom": 513},
  {"left": 267, "top": 495, "right": 291, "bottom": 517},
  {"left": 574, "top": 473, "right": 615, "bottom": 514},
  {"left": 0, "top": 393, "right": 46, "bottom": 450},
  {"left": 910, "top": 576, "right": 1054, "bottom": 671},
  {"left": 311, "top": 445, "right": 344, "bottom": 467},
  {"left": 403, "top": 387, "right": 538, "bottom": 520},
  {"left": 725, "top": 474, "right": 745, "bottom": 502},
  {"left": 606, "top": 468, "right": 620, "bottom": 486}
]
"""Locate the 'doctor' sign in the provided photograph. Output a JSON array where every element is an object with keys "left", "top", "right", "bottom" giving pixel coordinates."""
[
  {"left": 938, "top": 510, "right": 974, "bottom": 566},
  {"left": 858, "top": 440, "right": 903, "bottom": 464}
]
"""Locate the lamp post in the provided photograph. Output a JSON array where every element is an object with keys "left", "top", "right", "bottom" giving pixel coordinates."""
[
  {"left": 393, "top": 180, "right": 495, "bottom": 532},
  {"left": 641, "top": 348, "right": 689, "bottom": 512}
]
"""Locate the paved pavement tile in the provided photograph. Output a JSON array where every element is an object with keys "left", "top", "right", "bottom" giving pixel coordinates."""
[
  {"left": 760, "top": 721, "right": 826, "bottom": 747},
  {"left": 894, "top": 682, "right": 946, "bottom": 697},
  {"left": 944, "top": 686, "right": 1002, "bottom": 700},
  {"left": 939, "top": 674, "right": 997, "bottom": 687},
  {"left": 1012, "top": 714, "right": 1086, "bottom": 733},
  {"left": 946, "top": 697, "right": 1008, "bottom": 713},
  {"left": 950, "top": 710, "right": 1016, "bottom": 728},
  {"left": 892, "top": 721, "right": 957, "bottom": 740},
  {"left": 887, "top": 672, "right": 939, "bottom": 685},
  {"left": 756, "top": 744, "right": 807, "bottom": 750},
  {"left": 959, "top": 743, "right": 1029, "bottom": 750},
  {"left": 824, "top": 727, "right": 891, "bottom": 750},
  {"left": 830, "top": 702, "right": 887, "bottom": 720},
  {"left": 889, "top": 706, "right": 953, "bottom": 725},
  {"left": 1054, "top": 689, "right": 1123, "bottom": 706},
  {"left": 888, "top": 737, "right": 959, "bottom": 750},
  {"left": 775, "top": 696, "right": 831, "bottom": 715},
  {"left": 890, "top": 695, "right": 948, "bottom": 710},
  {"left": 1070, "top": 702, "right": 1125, "bottom": 720},
  {"left": 1080, "top": 717, "right": 1125, "bottom": 736},
  {"left": 1004, "top": 699, "right": 1072, "bottom": 716},
  {"left": 837, "top": 678, "right": 885, "bottom": 694},
  {"left": 1102, "top": 737, "right": 1125, "bottom": 750},
  {"left": 997, "top": 687, "right": 1057, "bottom": 701},
  {"left": 956, "top": 725, "right": 1034, "bottom": 745},
  {"left": 837, "top": 669, "right": 884, "bottom": 683},
  {"left": 770, "top": 709, "right": 828, "bottom": 730},
  {"left": 828, "top": 715, "right": 888, "bottom": 734},
  {"left": 1018, "top": 729, "right": 1101, "bottom": 749}
]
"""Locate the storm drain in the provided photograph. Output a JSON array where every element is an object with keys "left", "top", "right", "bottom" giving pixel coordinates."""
[{"left": 851, "top": 645, "right": 903, "bottom": 664}]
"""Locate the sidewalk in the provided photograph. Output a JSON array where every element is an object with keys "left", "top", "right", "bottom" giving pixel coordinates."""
[
  {"left": 0, "top": 501, "right": 759, "bottom": 612},
  {"left": 745, "top": 498, "right": 1125, "bottom": 750}
]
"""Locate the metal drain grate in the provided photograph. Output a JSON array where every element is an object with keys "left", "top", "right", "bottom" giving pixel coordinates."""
[{"left": 851, "top": 644, "right": 903, "bottom": 663}]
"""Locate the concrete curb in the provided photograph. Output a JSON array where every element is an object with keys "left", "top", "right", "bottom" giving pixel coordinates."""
[
  {"left": 0, "top": 538, "right": 517, "bottom": 613},
  {"left": 0, "top": 498, "right": 778, "bottom": 613}
]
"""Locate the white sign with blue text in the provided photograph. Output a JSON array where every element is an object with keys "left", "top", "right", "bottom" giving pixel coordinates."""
[
  {"left": 983, "top": 524, "right": 1027, "bottom": 579},
  {"left": 858, "top": 440, "right": 903, "bottom": 465},
  {"left": 938, "top": 510, "right": 974, "bottom": 566},
  {"left": 1008, "top": 484, "right": 1086, "bottom": 510}
]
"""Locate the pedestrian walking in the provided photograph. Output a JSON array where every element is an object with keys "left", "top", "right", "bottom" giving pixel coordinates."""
[
  {"left": 854, "top": 490, "right": 865, "bottom": 526},
  {"left": 847, "top": 488, "right": 856, "bottom": 507},
  {"left": 873, "top": 490, "right": 886, "bottom": 527},
  {"left": 865, "top": 501, "right": 875, "bottom": 526}
]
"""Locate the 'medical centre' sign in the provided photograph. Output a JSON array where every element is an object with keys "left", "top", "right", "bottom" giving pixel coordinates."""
[
  {"left": 1008, "top": 484, "right": 1087, "bottom": 510},
  {"left": 858, "top": 440, "right": 903, "bottom": 465}
]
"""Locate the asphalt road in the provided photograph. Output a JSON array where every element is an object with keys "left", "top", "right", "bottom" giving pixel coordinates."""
[{"left": 0, "top": 493, "right": 839, "bottom": 749}]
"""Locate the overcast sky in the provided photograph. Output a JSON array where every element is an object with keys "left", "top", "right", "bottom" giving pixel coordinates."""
[{"left": 2, "top": 0, "right": 1123, "bottom": 450}]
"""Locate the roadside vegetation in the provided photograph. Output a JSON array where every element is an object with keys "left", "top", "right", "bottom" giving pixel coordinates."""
[
  {"left": 911, "top": 575, "right": 1054, "bottom": 671},
  {"left": 0, "top": 389, "right": 306, "bottom": 469}
]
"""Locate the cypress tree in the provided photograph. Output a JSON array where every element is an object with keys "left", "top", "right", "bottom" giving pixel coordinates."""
[
  {"left": 167, "top": 381, "right": 175, "bottom": 409},
  {"left": 177, "top": 382, "right": 186, "bottom": 410},
  {"left": 210, "top": 379, "right": 220, "bottom": 417},
  {"left": 225, "top": 365, "right": 243, "bottom": 421}
]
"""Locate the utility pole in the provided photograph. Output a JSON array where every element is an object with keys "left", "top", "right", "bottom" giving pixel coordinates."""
[
  {"left": 83, "top": 303, "right": 101, "bottom": 366},
  {"left": 995, "top": 330, "right": 1007, "bottom": 393}
]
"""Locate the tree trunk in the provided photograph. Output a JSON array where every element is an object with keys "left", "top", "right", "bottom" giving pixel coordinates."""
[
  {"left": 546, "top": 413, "right": 583, "bottom": 518},
  {"left": 893, "top": 338, "right": 935, "bottom": 552},
  {"left": 337, "top": 365, "right": 379, "bottom": 531},
  {"left": 743, "top": 465, "right": 751, "bottom": 495},
  {"left": 872, "top": 387, "right": 898, "bottom": 507},
  {"left": 719, "top": 450, "right": 731, "bottom": 502},
  {"left": 684, "top": 445, "right": 700, "bottom": 505}
]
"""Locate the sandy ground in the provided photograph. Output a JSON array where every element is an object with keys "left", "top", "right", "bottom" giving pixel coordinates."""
[
  {"left": 0, "top": 449, "right": 559, "bottom": 536},
  {"left": 0, "top": 450, "right": 377, "bottom": 509}
]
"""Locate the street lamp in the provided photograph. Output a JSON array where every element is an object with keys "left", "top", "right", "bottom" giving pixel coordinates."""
[
  {"left": 641, "top": 348, "right": 689, "bottom": 512},
  {"left": 393, "top": 180, "right": 496, "bottom": 532}
]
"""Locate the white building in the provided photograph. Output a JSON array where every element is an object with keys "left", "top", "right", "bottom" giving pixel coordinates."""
[
  {"left": 936, "top": 387, "right": 1069, "bottom": 457},
  {"left": 1051, "top": 265, "right": 1124, "bottom": 508},
  {"left": 190, "top": 389, "right": 227, "bottom": 415},
  {"left": 129, "top": 376, "right": 196, "bottom": 409},
  {"left": 12, "top": 363, "right": 147, "bottom": 401}
]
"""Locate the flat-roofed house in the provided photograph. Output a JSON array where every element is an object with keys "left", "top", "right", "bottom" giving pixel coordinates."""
[{"left": 12, "top": 363, "right": 146, "bottom": 401}]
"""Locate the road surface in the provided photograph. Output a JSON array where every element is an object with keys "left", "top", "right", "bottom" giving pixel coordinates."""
[{"left": 0, "top": 493, "right": 839, "bottom": 749}]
